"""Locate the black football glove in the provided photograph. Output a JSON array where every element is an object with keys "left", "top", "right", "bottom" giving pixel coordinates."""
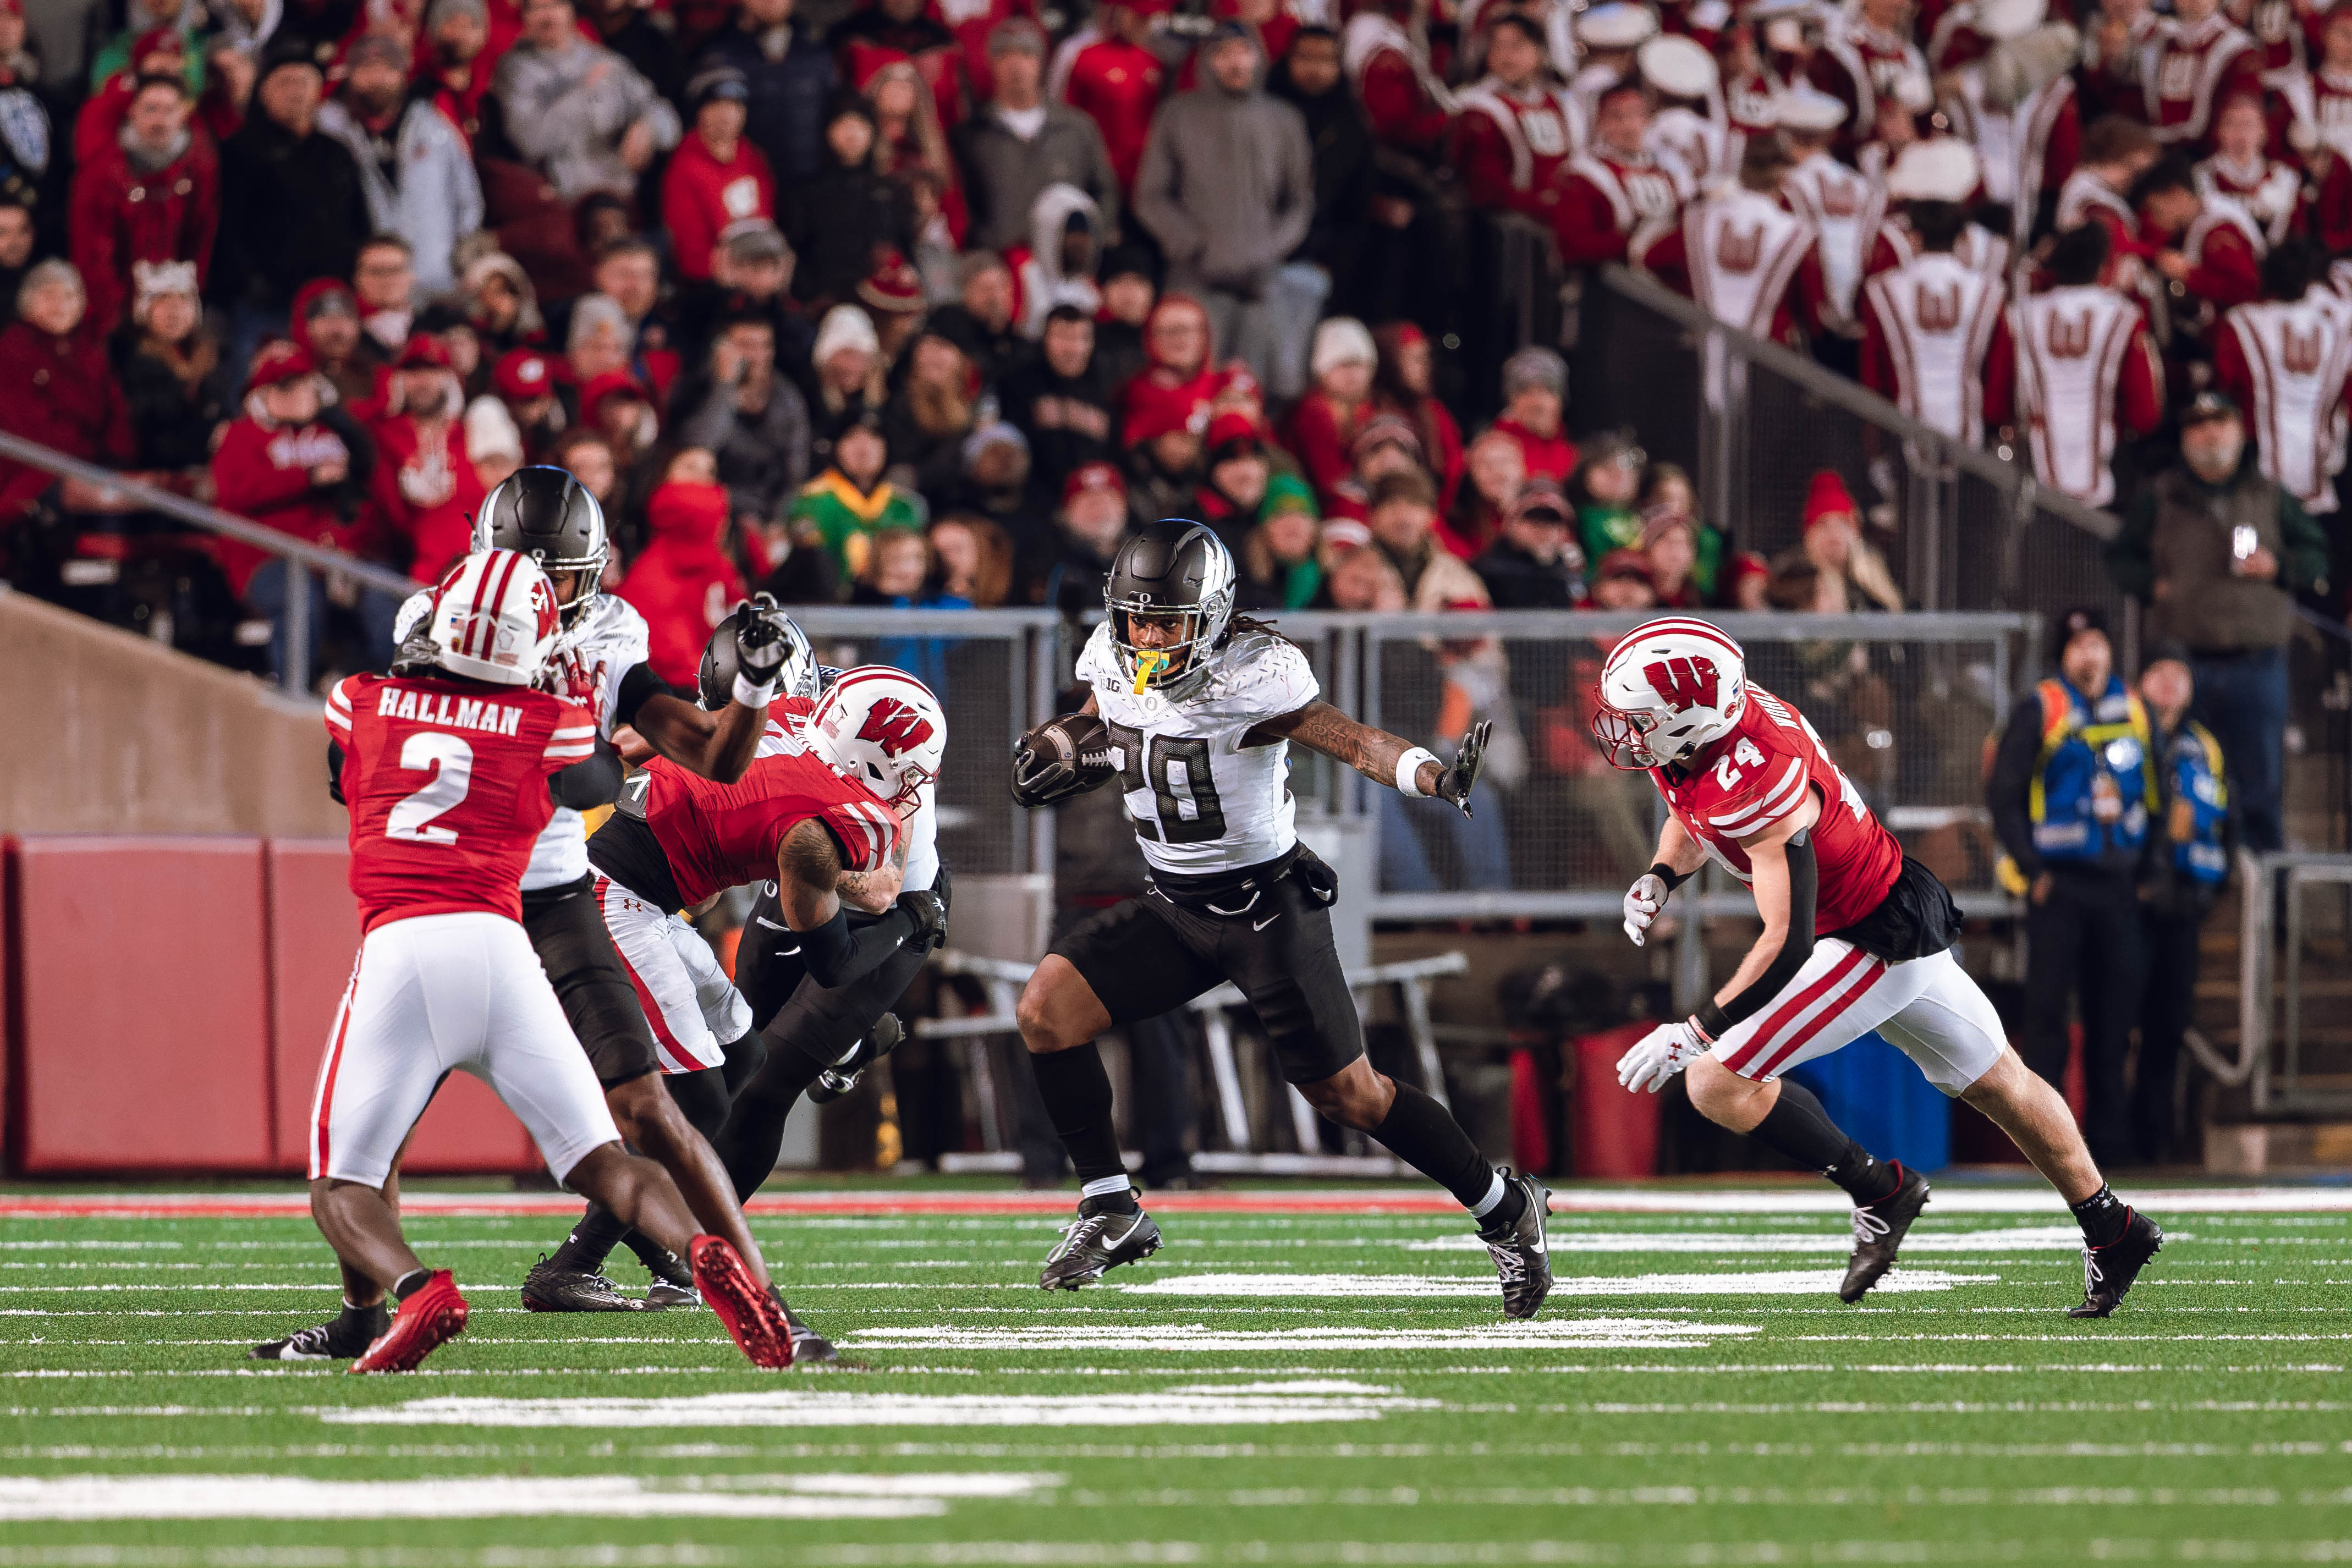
[
  {"left": 732, "top": 592, "right": 792, "bottom": 694},
  {"left": 897, "top": 887, "right": 949, "bottom": 953},
  {"left": 1010, "top": 719, "right": 1115, "bottom": 809},
  {"left": 1433, "top": 721, "right": 1492, "bottom": 819}
]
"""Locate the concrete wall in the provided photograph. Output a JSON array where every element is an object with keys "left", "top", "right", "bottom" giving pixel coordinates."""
[{"left": 0, "top": 589, "right": 344, "bottom": 837}]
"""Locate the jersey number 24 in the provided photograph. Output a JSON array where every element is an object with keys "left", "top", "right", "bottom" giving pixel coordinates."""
[{"left": 1104, "top": 722, "right": 1227, "bottom": 844}]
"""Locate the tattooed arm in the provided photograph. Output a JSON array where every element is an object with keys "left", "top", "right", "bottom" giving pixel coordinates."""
[
  {"left": 1244, "top": 701, "right": 1444, "bottom": 795},
  {"left": 835, "top": 830, "right": 909, "bottom": 914},
  {"left": 775, "top": 820, "right": 935, "bottom": 986}
]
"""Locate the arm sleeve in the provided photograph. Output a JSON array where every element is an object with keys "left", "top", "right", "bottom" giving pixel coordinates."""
[
  {"left": 1987, "top": 695, "right": 2048, "bottom": 877},
  {"left": 613, "top": 661, "right": 673, "bottom": 729},
  {"left": 549, "top": 736, "right": 626, "bottom": 808},
  {"left": 798, "top": 900, "right": 924, "bottom": 987},
  {"left": 1696, "top": 829, "right": 1818, "bottom": 1033},
  {"left": 326, "top": 740, "right": 346, "bottom": 806}
]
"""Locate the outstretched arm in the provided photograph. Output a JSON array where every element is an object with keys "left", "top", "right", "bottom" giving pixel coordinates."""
[
  {"left": 1245, "top": 700, "right": 1490, "bottom": 815},
  {"left": 631, "top": 689, "right": 765, "bottom": 784}
]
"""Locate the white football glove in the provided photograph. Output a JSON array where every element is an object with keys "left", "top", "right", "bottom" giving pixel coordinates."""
[
  {"left": 1623, "top": 872, "right": 1670, "bottom": 946},
  {"left": 1615, "top": 1018, "right": 1712, "bottom": 1094}
]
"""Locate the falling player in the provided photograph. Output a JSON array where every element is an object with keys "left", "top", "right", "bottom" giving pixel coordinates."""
[
  {"left": 525, "top": 664, "right": 949, "bottom": 1322},
  {"left": 1598, "top": 617, "right": 2163, "bottom": 1317},
  {"left": 293, "top": 549, "right": 794, "bottom": 1372},
  {"left": 1007, "top": 519, "right": 1554, "bottom": 1319}
]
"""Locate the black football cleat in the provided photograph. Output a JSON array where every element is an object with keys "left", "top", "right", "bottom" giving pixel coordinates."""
[
  {"left": 1039, "top": 1196, "right": 1162, "bottom": 1290},
  {"left": 773, "top": 1290, "right": 840, "bottom": 1364},
  {"left": 1479, "top": 1170, "right": 1554, "bottom": 1321},
  {"left": 809, "top": 1014, "right": 906, "bottom": 1104},
  {"left": 249, "top": 1305, "right": 387, "bottom": 1361},
  {"left": 1839, "top": 1163, "right": 1931, "bottom": 1303},
  {"left": 521, "top": 1255, "right": 645, "bottom": 1312},
  {"left": 2069, "top": 1209, "right": 2164, "bottom": 1318},
  {"left": 643, "top": 1278, "right": 701, "bottom": 1311},
  {"left": 634, "top": 1244, "right": 697, "bottom": 1310}
]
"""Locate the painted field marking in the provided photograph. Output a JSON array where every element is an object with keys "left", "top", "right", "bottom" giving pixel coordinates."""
[
  {"left": 317, "top": 1387, "right": 1445, "bottom": 1428},
  {"left": 1405, "top": 1226, "right": 2121, "bottom": 1254},
  {"left": 1118, "top": 1270, "right": 1996, "bottom": 1299},
  {"left": 837, "top": 1321, "right": 1760, "bottom": 1352},
  {"left": 0, "top": 1471, "right": 1056, "bottom": 1521}
]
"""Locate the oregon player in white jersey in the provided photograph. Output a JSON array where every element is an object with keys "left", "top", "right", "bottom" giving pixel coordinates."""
[{"left": 1009, "top": 519, "right": 1556, "bottom": 1319}]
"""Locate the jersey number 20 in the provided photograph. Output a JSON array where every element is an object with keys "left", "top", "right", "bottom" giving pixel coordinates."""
[
  {"left": 1104, "top": 722, "right": 1227, "bottom": 845},
  {"left": 387, "top": 732, "right": 475, "bottom": 845}
]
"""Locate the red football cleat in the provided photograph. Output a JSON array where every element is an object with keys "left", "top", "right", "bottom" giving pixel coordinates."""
[
  {"left": 690, "top": 1235, "right": 793, "bottom": 1369},
  {"left": 349, "top": 1270, "right": 468, "bottom": 1373}
]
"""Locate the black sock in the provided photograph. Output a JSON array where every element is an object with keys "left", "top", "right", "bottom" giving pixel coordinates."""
[
  {"left": 2071, "top": 1184, "right": 2130, "bottom": 1247},
  {"left": 337, "top": 1297, "right": 387, "bottom": 1330},
  {"left": 1372, "top": 1082, "right": 1518, "bottom": 1226},
  {"left": 623, "top": 1229, "right": 693, "bottom": 1285},
  {"left": 549, "top": 1206, "right": 632, "bottom": 1273},
  {"left": 1754, "top": 1080, "right": 1900, "bottom": 1205},
  {"left": 710, "top": 1025, "right": 834, "bottom": 1201},
  {"left": 391, "top": 1269, "right": 430, "bottom": 1302},
  {"left": 1029, "top": 1043, "right": 1129, "bottom": 1187}
]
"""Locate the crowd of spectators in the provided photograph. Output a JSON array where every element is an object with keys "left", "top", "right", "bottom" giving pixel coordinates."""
[{"left": 0, "top": 0, "right": 2020, "bottom": 694}]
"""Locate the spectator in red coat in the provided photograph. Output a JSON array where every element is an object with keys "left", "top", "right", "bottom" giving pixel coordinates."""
[
  {"left": 69, "top": 73, "right": 218, "bottom": 335},
  {"left": 0, "top": 262, "right": 134, "bottom": 521},
  {"left": 1490, "top": 345, "right": 1576, "bottom": 481},
  {"left": 370, "top": 335, "right": 483, "bottom": 584},
  {"left": 663, "top": 68, "right": 777, "bottom": 283},
  {"left": 1373, "top": 319, "right": 1463, "bottom": 511},
  {"left": 1119, "top": 290, "right": 1219, "bottom": 445},
  {"left": 617, "top": 447, "right": 746, "bottom": 686},
  {"left": 492, "top": 345, "right": 567, "bottom": 459},
  {"left": 1063, "top": 0, "right": 1167, "bottom": 195},
  {"left": 581, "top": 367, "right": 658, "bottom": 459},
  {"left": 1283, "top": 314, "right": 1375, "bottom": 504},
  {"left": 211, "top": 339, "right": 398, "bottom": 681}
]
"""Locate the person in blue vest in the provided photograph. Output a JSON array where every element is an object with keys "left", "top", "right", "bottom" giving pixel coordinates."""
[
  {"left": 2133, "top": 639, "right": 2232, "bottom": 1164},
  {"left": 1987, "top": 606, "right": 2157, "bottom": 1166}
]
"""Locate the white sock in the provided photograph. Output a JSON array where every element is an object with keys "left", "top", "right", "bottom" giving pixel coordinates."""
[
  {"left": 1080, "top": 1174, "right": 1133, "bottom": 1202},
  {"left": 1468, "top": 1169, "right": 1508, "bottom": 1220}
]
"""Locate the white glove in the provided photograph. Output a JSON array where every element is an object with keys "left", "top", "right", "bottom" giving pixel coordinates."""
[
  {"left": 1623, "top": 873, "right": 1670, "bottom": 946},
  {"left": 1616, "top": 1018, "right": 1712, "bottom": 1094}
]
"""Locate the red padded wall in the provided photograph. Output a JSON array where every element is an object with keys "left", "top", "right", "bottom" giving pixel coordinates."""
[
  {"left": 13, "top": 837, "right": 274, "bottom": 1171},
  {"left": 265, "top": 840, "right": 539, "bottom": 1176}
]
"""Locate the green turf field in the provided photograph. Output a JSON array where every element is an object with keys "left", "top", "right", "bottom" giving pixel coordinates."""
[{"left": 2, "top": 1184, "right": 2350, "bottom": 1566}]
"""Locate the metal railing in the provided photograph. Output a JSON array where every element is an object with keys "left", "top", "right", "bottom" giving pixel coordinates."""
[
  {"left": 2239, "top": 851, "right": 2352, "bottom": 1114},
  {"left": 0, "top": 428, "right": 415, "bottom": 696}
]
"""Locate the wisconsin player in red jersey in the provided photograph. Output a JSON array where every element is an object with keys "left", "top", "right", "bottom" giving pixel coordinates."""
[
  {"left": 1593, "top": 618, "right": 2164, "bottom": 1318},
  {"left": 282, "top": 550, "right": 797, "bottom": 1372}
]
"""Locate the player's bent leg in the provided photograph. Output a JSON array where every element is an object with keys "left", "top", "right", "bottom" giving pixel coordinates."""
[
  {"left": 1021, "top": 954, "right": 1155, "bottom": 1290},
  {"left": 606, "top": 1074, "right": 773, "bottom": 1289},
  {"left": 561, "top": 1142, "right": 795, "bottom": 1369}
]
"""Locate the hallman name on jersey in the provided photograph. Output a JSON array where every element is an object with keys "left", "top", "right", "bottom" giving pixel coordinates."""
[{"left": 374, "top": 686, "right": 527, "bottom": 735}]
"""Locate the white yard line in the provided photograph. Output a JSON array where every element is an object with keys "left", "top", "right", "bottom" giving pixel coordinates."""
[{"left": 1117, "top": 1270, "right": 1996, "bottom": 1298}]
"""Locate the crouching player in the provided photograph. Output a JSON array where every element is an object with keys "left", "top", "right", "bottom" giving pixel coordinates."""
[{"left": 289, "top": 550, "right": 795, "bottom": 1371}]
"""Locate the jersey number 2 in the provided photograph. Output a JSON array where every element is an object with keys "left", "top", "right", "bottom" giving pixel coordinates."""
[
  {"left": 386, "top": 732, "right": 475, "bottom": 845},
  {"left": 1104, "top": 723, "right": 1228, "bottom": 845}
]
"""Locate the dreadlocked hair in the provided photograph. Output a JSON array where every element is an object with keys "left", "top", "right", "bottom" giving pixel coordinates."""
[{"left": 1222, "top": 614, "right": 1297, "bottom": 648}]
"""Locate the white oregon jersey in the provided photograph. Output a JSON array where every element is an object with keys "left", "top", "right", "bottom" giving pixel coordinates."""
[
  {"left": 393, "top": 588, "right": 651, "bottom": 892},
  {"left": 1078, "top": 620, "right": 1319, "bottom": 878}
]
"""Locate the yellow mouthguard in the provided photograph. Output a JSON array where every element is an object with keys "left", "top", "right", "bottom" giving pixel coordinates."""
[{"left": 1132, "top": 650, "right": 1167, "bottom": 695}]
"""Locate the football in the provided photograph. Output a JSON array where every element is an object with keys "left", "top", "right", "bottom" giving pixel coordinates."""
[{"left": 1012, "top": 712, "right": 1118, "bottom": 806}]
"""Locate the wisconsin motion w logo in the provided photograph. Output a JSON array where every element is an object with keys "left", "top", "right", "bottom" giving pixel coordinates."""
[
  {"left": 1643, "top": 656, "right": 1720, "bottom": 710},
  {"left": 858, "top": 697, "right": 937, "bottom": 757}
]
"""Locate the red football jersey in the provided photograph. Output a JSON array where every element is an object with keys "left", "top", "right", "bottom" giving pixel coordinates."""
[
  {"left": 326, "top": 673, "right": 599, "bottom": 934},
  {"left": 1650, "top": 684, "right": 1904, "bottom": 934},
  {"left": 639, "top": 748, "right": 902, "bottom": 909}
]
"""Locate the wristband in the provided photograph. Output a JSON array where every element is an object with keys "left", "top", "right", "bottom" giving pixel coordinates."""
[
  {"left": 732, "top": 672, "right": 781, "bottom": 708},
  {"left": 1692, "top": 1002, "right": 1730, "bottom": 1041},
  {"left": 1647, "top": 861, "right": 1690, "bottom": 893},
  {"left": 1395, "top": 746, "right": 1441, "bottom": 797}
]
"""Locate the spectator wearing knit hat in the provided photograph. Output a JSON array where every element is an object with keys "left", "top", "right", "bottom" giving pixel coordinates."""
[
  {"left": 1238, "top": 472, "right": 1323, "bottom": 609},
  {"left": 661, "top": 68, "right": 776, "bottom": 284},
  {"left": 317, "top": 33, "right": 482, "bottom": 299},
  {"left": 213, "top": 41, "right": 369, "bottom": 381},
  {"left": 927, "top": 249, "right": 1034, "bottom": 385},
  {"left": 1042, "top": 459, "right": 1130, "bottom": 617},
  {"left": 1449, "top": 424, "right": 1524, "bottom": 559},
  {"left": 495, "top": 0, "right": 678, "bottom": 202},
  {"left": 1365, "top": 466, "right": 1490, "bottom": 611},
  {"left": 952, "top": 420, "right": 1050, "bottom": 595},
  {"left": 955, "top": 16, "right": 1120, "bottom": 254},
  {"left": 1323, "top": 408, "right": 1426, "bottom": 522},
  {"left": 1490, "top": 345, "right": 1575, "bottom": 481},
  {"left": 693, "top": 0, "right": 839, "bottom": 188},
  {"left": 417, "top": 0, "right": 504, "bottom": 151},
  {"left": 1372, "top": 321, "right": 1463, "bottom": 511},
  {"left": 1284, "top": 315, "right": 1377, "bottom": 506},
  {"left": 677, "top": 220, "right": 810, "bottom": 373},
  {"left": 671, "top": 309, "right": 812, "bottom": 530},
  {"left": 1191, "top": 410, "right": 1272, "bottom": 544},
  {"left": 490, "top": 346, "right": 564, "bottom": 458},
  {"left": 288, "top": 277, "right": 370, "bottom": 408},
  {"left": 1779, "top": 469, "right": 1905, "bottom": 612},
  {"left": 1474, "top": 475, "right": 1587, "bottom": 609},
  {"left": 784, "top": 411, "right": 922, "bottom": 593},
  {"left": 69, "top": 71, "right": 215, "bottom": 335},
  {"left": 112, "top": 259, "right": 227, "bottom": 476},
  {"left": 855, "top": 249, "right": 927, "bottom": 359},
  {"left": 781, "top": 92, "right": 914, "bottom": 309},
  {"left": 806, "top": 302, "right": 886, "bottom": 461},
  {"left": 461, "top": 252, "right": 546, "bottom": 359},
  {"left": 619, "top": 448, "right": 749, "bottom": 688},
  {"left": 369, "top": 335, "right": 482, "bottom": 584}
]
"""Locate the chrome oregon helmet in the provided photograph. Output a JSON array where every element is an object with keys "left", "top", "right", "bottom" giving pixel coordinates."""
[
  {"left": 474, "top": 465, "right": 609, "bottom": 630},
  {"left": 696, "top": 602, "right": 818, "bottom": 710},
  {"left": 1104, "top": 518, "right": 1235, "bottom": 701}
]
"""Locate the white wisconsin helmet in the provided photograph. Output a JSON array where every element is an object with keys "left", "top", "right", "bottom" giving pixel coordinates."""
[
  {"left": 1590, "top": 617, "right": 1749, "bottom": 769},
  {"left": 425, "top": 548, "right": 562, "bottom": 686},
  {"left": 807, "top": 665, "right": 948, "bottom": 812}
]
